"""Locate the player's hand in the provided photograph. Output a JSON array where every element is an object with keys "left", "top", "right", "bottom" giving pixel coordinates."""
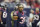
[
  {"left": 20, "top": 17, "right": 25, "bottom": 20},
  {"left": 37, "top": 21, "right": 40, "bottom": 26},
  {"left": 19, "top": 22, "right": 24, "bottom": 24},
  {"left": 20, "top": 17, "right": 23, "bottom": 19},
  {"left": 1, "top": 22, "right": 3, "bottom": 24}
]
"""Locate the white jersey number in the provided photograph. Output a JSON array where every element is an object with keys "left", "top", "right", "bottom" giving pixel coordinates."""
[
  {"left": 34, "top": 15, "right": 39, "bottom": 20},
  {"left": 3, "top": 12, "right": 7, "bottom": 18}
]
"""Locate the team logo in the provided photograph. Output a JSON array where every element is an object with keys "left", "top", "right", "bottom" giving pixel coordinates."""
[{"left": 3, "top": 12, "right": 7, "bottom": 18}]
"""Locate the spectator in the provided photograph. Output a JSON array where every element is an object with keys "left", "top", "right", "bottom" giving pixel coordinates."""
[
  {"left": 0, "top": 0, "right": 4, "bottom": 3},
  {"left": 9, "top": 0, "right": 15, "bottom": 3},
  {"left": 4, "top": 0, "right": 9, "bottom": 2},
  {"left": 33, "top": 0, "right": 40, "bottom": 8},
  {"left": 15, "top": 0, "right": 20, "bottom": 3}
]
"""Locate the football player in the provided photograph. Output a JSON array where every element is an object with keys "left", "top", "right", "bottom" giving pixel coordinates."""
[
  {"left": 29, "top": 9, "right": 34, "bottom": 27},
  {"left": 0, "top": 5, "right": 4, "bottom": 27},
  {"left": 29, "top": 8, "right": 40, "bottom": 27},
  {"left": 1, "top": 5, "right": 7, "bottom": 27},
  {"left": 13, "top": 4, "right": 26, "bottom": 27},
  {"left": 11, "top": 5, "right": 18, "bottom": 27},
  {"left": 33, "top": 8, "right": 40, "bottom": 27}
]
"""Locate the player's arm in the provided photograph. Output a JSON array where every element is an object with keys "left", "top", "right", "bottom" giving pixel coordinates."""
[
  {"left": 0, "top": 11, "right": 2, "bottom": 22},
  {"left": 0, "top": 16, "right": 2, "bottom": 22},
  {"left": 29, "top": 14, "right": 34, "bottom": 22},
  {"left": 13, "top": 12, "right": 18, "bottom": 20},
  {"left": 29, "top": 17, "right": 33, "bottom": 22}
]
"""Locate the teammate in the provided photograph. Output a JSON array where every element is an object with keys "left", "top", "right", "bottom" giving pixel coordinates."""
[
  {"left": 29, "top": 8, "right": 40, "bottom": 27},
  {"left": 13, "top": 4, "right": 26, "bottom": 27},
  {"left": 29, "top": 9, "right": 34, "bottom": 22},
  {"left": 11, "top": 5, "right": 18, "bottom": 27},
  {"left": 33, "top": 8, "right": 40, "bottom": 27},
  {"left": 29, "top": 9, "right": 34, "bottom": 27},
  {"left": 0, "top": 5, "right": 4, "bottom": 27},
  {"left": 0, "top": 5, "right": 7, "bottom": 27}
]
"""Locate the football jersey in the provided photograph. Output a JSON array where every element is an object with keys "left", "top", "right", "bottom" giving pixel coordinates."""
[
  {"left": 1, "top": 10, "right": 7, "bottom": 24},
  {"left": 32, "top": 12, "right": 40, "bottom": 23},
  {"left": 17, "top": 11, "right": 25, "bottom": 22},
  {"left": 13, "top": 11, "right": 25, "bottom": 22},
  {"left": 34, "top": 12, "right": 40, "bottom": 20}
]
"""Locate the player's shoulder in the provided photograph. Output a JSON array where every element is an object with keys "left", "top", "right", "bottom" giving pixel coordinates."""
[
  {"left": 13, "top": 11, "right": 18, "bottom": 15},
  {"left": 14, "top": 11, "right": 18, "bottom": 14}
]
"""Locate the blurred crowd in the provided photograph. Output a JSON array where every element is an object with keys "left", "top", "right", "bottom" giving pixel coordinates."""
[{"left": 0, "top": 0, "right": 40, "bottom": 8}]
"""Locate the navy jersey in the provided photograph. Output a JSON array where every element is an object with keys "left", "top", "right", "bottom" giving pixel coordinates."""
[
  {"left": 17, "top": 11, "right": 26, "bottom": 27},
  {"left": 1, "top": 10, "right": 7, "bottom": 24},
  {"left": 32, "top": 12, "right": 40, "bottom": 27},
  {"left": 32, "top": 12, "right": 40, "bottom": 24},
  {"left": 13, "top": 11, "right": 26, "bottom": 27},
  {"left": 34, "top": 12, "right": 40, "bottom": 21},
  {"left": 17, "top": 11, "right": 25, "bottom": 22},
  {"left": 13, "top": 11, "right": 25, "bottom": 23}
]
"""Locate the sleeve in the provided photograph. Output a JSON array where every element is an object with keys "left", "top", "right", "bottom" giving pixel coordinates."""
[{"left": 29, "top": 13, "right": 34, "bottom": 18}]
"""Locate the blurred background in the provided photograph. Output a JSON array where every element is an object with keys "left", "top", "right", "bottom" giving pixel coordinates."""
[
  {"left": 0, "top": 0, "right": 40, "bottom": 27},
  {"left": 0, "top": 0, "right": 40, "bottom": 8}
]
